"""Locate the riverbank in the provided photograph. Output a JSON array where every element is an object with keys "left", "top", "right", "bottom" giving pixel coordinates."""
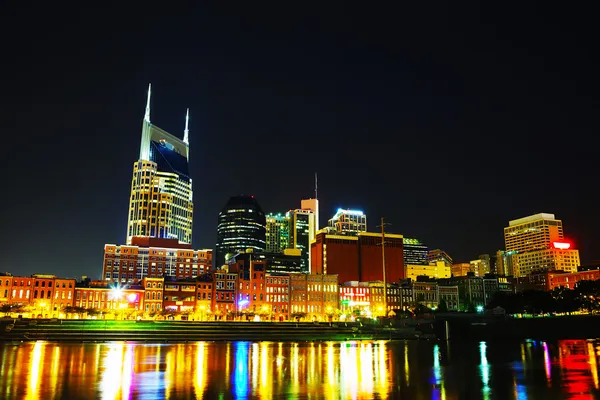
[
  {"left": 0, "top": 319, "right": 420, "bottom": 342},
  {"left": 435, "top": 314, "right": 600, "bottom": 341}
]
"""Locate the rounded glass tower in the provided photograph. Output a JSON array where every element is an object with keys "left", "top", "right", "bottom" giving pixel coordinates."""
[{"left": 216, "top": 195, "right": 266, "bottom": 267}]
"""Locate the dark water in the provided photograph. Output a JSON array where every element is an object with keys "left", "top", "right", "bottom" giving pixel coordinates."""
[{"left": 0, "top": 339, "right": 599, "bottom": 399}]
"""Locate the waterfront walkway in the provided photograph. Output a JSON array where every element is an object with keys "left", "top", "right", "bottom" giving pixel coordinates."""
[{"left": 0, "top": 319, "right": 420, "bottom": 342}]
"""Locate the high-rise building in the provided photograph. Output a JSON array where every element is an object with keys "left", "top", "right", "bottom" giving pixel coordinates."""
[
  {"left": 328, "top": 209, "right": 367, "bottom": 233},
  {"left": 265, "top": 213, "right": 289, "bottom": 252},
  {"left": 288, "top": 208, "right": 316, "bottom": 273},
  {"left": 216, "top": 195, "right": 266, "bottom": 266},
  {"left": 311, "top": 231, "right": 404, "bottom": 283},
  {"left": 503, "top": 213, "right": 580, "bottom": 277},
  {"left": 403, "top": 238, "right": 428, "bottom": 266},
  {"left": 102, "top": 85, "right": 212, "bottom": 284},
  {"left": 301, "top": 198, "right": 319, "bottom": 231},
  {"left": 126, "top": 85, "right": 193, "bottom": 245},
  {"left": 504, "top": 213, "right": 563, "bottom": 252},
  {"left": 473, "top": 254, "right": 491, "bottom": 276},
  {"left": 427, "top": 249, "right": 453, "bottom": 267}
]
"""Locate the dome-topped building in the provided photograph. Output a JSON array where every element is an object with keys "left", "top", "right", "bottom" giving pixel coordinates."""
[{"left": 215, "top": 195, "right": 267, "bottom": 267}]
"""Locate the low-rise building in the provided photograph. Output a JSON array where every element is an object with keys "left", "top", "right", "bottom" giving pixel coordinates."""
[
  {"left": 290, "top": 273, "right": 338, "bottom": 321},
  {"left": 266, "top": 274, "right": 290, "bottom": 321},
  {"left": 406, "top": 261, "right": 450, "bottom": 281},
  {"left": 213, "top": 267, "right": 238, "bottom": 319},
  {"left": 142, "top": 277, "right": 164, "bottom": 315}
]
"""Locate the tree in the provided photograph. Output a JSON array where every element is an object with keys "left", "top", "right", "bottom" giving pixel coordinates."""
[
  {"left": 1, "top": 304, "right": 24, "bottom": 317},
  {"left": 63, "top": 306, "right": 86, "bottom": 318},
  {"left": 86, "top": 308, "right": 101, "bottom": 317}
]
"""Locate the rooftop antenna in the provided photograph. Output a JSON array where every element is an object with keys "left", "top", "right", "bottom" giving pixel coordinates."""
[{"left": 315, "top": 172, "right": 318, "bottom": 199}]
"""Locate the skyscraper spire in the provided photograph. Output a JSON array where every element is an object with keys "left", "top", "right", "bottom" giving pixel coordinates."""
[
  {"left": 183, "top": 108, "right": 189, "bottom": 144},
  {"left": 144, "top": 83, "right": 151, "bottom": 123},
  {"left": 139, "top": 83, "right": 152, "bottom": 161},
  {"left": 315, "top": 172, "right": 318, "bottom": 199}
]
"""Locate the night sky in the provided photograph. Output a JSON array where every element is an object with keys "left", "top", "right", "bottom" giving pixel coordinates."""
[{"left": 1, "top": 3, "right": 598, "bottom": 279}]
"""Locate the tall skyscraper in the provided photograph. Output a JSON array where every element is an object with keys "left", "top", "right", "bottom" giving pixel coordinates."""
[
  {"left": 403, "top": 238, "right": 428, "bottom": 266},
  {"left": 216, "top": 195, "right": 267, "bottom": 266},
  {"left": 503, "top": 213, "right": 580, "bottom": 277},
  {"left": 328, "top": 209, "right": 367, "bottom": 233},
  {"left": 126, "top": 85, "right": 193, "bottom": 245},
  {"left": 265, "top": 213, "right": 289, "bottom": 252},
  {"left": 301, "top": 198, "right": 319, "bottom": 231},
  {"left": 288, "top": 208, "right": 316, "bottom": 273},
  {"left": 102, "top": 85, "right": 212, "bottom": 284}
]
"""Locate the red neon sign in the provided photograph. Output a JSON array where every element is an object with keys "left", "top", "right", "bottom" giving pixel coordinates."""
[{"left": 552, "top": 241, "right": 571, "bottom": 250}]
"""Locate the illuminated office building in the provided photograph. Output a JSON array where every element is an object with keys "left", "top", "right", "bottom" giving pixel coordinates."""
[
  {"left": 328, "top": 209, "right": 367, "bottom": 233},
  {"left": 265, "top": 213, "right": 289, "bottom": 252},
  {"left": 288, "top": 208, "right": 316, "bottom": 273},
  {"left": 427, "top": 249, "right": 453, "bottom": 267},
  {"left": 503, "top": 213, "right": 580, "bottom": 277},
  {"left": 403, "top": 238, "right": 428, "bottom": 266},
  {"left": 126, "top": 85, "right": 193, "bottom": 245},
  {"left": 216, "top": 195, "right": 266, "bottom": 266},
  {"left": 102, "top": 85, "right": 211, "bottom": 283}
]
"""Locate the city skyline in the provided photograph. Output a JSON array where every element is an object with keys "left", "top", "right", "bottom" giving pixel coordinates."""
[{"left": 1, "top": 4, "right": 599, "bottom": 278}]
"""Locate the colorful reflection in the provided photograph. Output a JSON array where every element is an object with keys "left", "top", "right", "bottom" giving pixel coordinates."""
[{"left": 0, "top": 339, "right": 599, "bottom": 399}]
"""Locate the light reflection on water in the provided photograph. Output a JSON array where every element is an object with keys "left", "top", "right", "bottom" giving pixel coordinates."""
[{"left": 0, "top": 339, "right": 599, "bottom": 399}]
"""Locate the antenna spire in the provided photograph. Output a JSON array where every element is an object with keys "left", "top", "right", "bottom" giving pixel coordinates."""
[
  {"left": 183, "top": 108, "right": 190, "bottom": 144},
  {"left": 315, "top": 172, "right": 318, "bottom": 199},
  {"left": 144, "top": 83, "right": 151, "bottom": 123}
]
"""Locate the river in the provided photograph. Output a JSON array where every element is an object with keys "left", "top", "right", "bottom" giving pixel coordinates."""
[{"left": 0, "top": 339, "right": 598, "bottom": 399}]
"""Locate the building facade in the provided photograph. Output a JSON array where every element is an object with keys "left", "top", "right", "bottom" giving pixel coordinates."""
[
  {"left": 102, "top": 237, "right": 212, "bottom": 284},
  {"left": 127, "top": 85, "right": 193, "bottom": 245},
  {"left": 406, "top": 261, "right": 451, "bottom": 281},
  {"left": 328, "top": 209, "right": 367, "bottom": 233},
  {"left": 403, "top": 238, "right": 428, "bottom": 266},
  {"left": 289, "top": 273, "right": 338, "bottom": 321},
  {"left": 503, "top": 213, "right": 580, "bottom": 277},
  {"left": 311, "top": 231, "right": 404, "bottom": 283},
  {"left": 427, "top": 249, "right": 453, "bottom": 267},
  {"left": 216, "top": 195, "right": 267, "bottom": 267},
  {"left": 265, "top": 213, "right": 289, "bottom": 252},
  {"left": 288, "top": 208, "right": 316, "bottom": 273}
]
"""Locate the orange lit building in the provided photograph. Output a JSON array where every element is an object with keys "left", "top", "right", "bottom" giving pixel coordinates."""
[
  {"left": 162, "top": 279, "right": 196, "bottom": 314},
  {"left": 236, "top": 258, "right": 267, "bottom": 317},
  {"left": 311, "top": 231, "right": 404, "bottom": 283},
  {"left": 74, "top": 282, "right": 144, "bottom": 317},
  {"left": 504, "top": 213, "right": 580, "bottom": 277},
  {"left": 265, "top": 274, "right": 290, "bottom": 321},
  {"left": 141, "top": 277, "right": 164, "bottom": 314},
  {"left": 0, "top": 274, "right": 13, "bottom": 303},
  {"left": 102, "top": 237, "right": 212, "bottom": 284},
  {"left": 339, "top": 282, "right": 371, "bottom": 317},
  {"left": 195, "top": 276, "right": 213, "bottom": 320},
  {"left": 528, "top": 268, "right": 600, "bottom": 291},
  {"left": 289, "top": 273, "right": 339, "bottom": 321},
  {"left": 213, "top": 267, "right": 238, "bottom": 319},
  {"left": 368, "top": 281, "right": 402, "bottom": 316},
  {"left": 9, "top": 276, "right": 33, "bottom": 304},
  {"left": 451, "top": 263, "right": 473, "bottom": 277}
]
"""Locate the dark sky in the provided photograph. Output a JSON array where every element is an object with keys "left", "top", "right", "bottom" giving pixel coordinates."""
[{"left": 1, "top": 3, "right": 598, "bottom": 279}]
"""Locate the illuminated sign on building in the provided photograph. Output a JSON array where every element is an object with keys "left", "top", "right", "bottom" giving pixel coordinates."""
[{"left": 552, "top": 242, "right": 572, "bottom": 250}]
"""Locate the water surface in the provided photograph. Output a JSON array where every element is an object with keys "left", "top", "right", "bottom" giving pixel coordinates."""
[{"left": 0, "top": 339, "right": 599, "bottom": 399}]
